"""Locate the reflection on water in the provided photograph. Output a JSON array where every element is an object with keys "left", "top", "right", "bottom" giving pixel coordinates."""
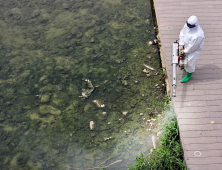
[{"left": 0, "top": 0, "right": 165, "bottom": 169}]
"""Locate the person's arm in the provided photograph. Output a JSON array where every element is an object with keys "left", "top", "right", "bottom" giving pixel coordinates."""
[
  {"left": 179, "top": 30, "right": 185, "bottom": 52},
  {"left": 184, "top": 36, "right": 204, "bottom": 53},
  {"left": 179, "top": 33, "right": 185, "bottom": 46}
]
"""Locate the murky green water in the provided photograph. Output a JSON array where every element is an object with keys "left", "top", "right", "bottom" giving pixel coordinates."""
[{"left": 0, "top": 0, "right": 166, "bottom": 169}]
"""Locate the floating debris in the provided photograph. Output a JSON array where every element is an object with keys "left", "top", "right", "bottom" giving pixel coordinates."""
[
  {"left": 157, "top": 131, "right": 161, "bottom": 137},
  {"left": 104, "top": 137, "right": 110, "bottom": 141},
  {"left": 146, "top": 74, "right": 150, "bottom": 77},
  {"left": 90, "top": 121, "right": 94, "bottom": 130},
  {"left": 145, "top": 19, "right": 150, "bottom": 24},
  {"left": 146, "top": 54, "right": 151, "bottom": 59},
  {"left": 122, "top": 111, "right": 128, "bottom": 116},
  {"left": 102, "top": 112, "right": 107, "bottom": 116},
  {"left": 143, "top": 64, "right": 154, "bottom": 71},
  {"left": 90, "top": 37, "right": 95, "bottom": 43},
  {"left": 115, "top": 58, "right": 126, "bottom": 63},
  {"left": 143, "top": 68, "right": 149, "bottom": 73},
  {"left": 140, "top": 113, "right": 143, "bottom": 116},
  {"left": 122, "top": 80, "right": 128, "bottom": 86},
  {"left": 153, "top": 39, "right": 158, "bottom": 44},
  {"left": 79, "top": 79, "right": 94, "bottom": 98},
  {"left": 157, "top": 35, "right": 160, "bottom": 41},
  {"left": 93, "top": 100, "right": 104, "bottom": 108},
  {"left": 148, "top": 41, "right": 153, "bottom": 46},
  {"left": 155, "top": 72, "right": 159, "bottom": 76},
  {"left": 93, "top": 100, "right": 100, "bottom": 107},
  {"left": 36, "top": 94, "right": 42, "bottom": 98},
  {"left": 151, "top": 135, "right": 156, "bottom": 149}
]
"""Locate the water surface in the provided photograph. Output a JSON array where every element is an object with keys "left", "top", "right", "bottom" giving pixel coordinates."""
[{"left": 0, "top": 0, "right": 166, "bottom": 169}]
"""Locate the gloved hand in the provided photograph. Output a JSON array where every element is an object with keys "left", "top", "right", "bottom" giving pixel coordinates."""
[
  {"left": 179, "top": 45, "right": 184, "bottom": 54},
  {"left": 180, "top": 50, "right": 184, "bottom": 54},
  {"left": 179, "top": 45, "right": 184, "bottom": 51}
]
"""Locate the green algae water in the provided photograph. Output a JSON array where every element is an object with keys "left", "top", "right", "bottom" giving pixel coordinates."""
[{"left": 0, "top": 0, "right": 166, "bottom": 169}]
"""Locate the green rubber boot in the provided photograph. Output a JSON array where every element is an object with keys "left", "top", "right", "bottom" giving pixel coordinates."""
[{"left": 181, "top": 72, "right": 192, "bottom": 83}]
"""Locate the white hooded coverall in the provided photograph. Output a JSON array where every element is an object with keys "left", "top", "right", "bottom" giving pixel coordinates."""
[{"left": 179, "top": 16, "right": 205, "bottom": 73}]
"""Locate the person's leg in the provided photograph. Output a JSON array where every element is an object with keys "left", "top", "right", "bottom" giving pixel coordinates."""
[
  {"left": 181, "top": 53, "right": 199, "bottom": 82},
  {"left": 181, "top": 72, "right": 192, "bottom": 82}
]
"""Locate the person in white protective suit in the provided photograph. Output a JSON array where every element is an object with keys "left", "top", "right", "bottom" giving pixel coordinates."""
[{"left": 179, "top": 15, "right": 205, "bottom": 82}]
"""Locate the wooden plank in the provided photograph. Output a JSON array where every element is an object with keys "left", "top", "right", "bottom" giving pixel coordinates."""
[{"left": 154, "top": 0, "right": 222, "bottom": 169}]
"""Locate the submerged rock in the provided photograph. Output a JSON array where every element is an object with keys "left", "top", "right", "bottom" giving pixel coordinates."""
[
  {"left": 52, "top": 92, "right": 69, "bottom": 108},
  {"left": 40, "top": 94, "right": 50, "bottom": 103},
  {"left": 90, "top": 37, "right": 95, "bottom": 43},
  {"left": 52, "top": 149, "right": 60, "bottom": 155},
  {"left": 122, "top": 80, "right": 128, "bottom": 86},
  {"left": 39, "top": 84, "right": 62, "bottom": 93},
  {"left": 84, "top": 103, "right": 94, "bottom": 112},
  {"left": 0, "top": 117, "right": 5, "bottom": 122},
  {"left": 62, "top": 3, "right": 70, "bottom": 9},
  {"left": 84, "top": 153, "right": 94, "bottom": 160},
  {"left": 39, "top": 105, "right": 61, "bottom": 115},
  {"left": 39, "top": 75, "right": 47, "bottom": 82},
  {"left": 40, "top": 125, "right": 47, "bottom": 129}
]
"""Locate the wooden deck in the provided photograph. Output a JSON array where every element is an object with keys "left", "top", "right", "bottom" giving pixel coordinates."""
[{"left": 153, "top": 0, "right": 222, "bottom": 169}]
